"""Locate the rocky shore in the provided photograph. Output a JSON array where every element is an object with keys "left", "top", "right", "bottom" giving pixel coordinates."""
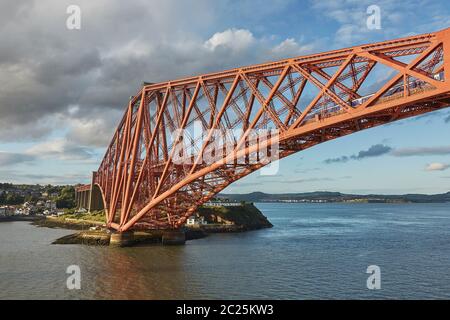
[
  {"left": 52, "top": 228, "right": 207, "bottom": 246},
  {"left": 31, "top": 202, "right": 272, "bottom": 246}
]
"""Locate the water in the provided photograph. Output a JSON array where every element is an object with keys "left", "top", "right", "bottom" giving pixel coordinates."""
[{"left": 1, "top": 202, "right": 450, "bottom": 299}]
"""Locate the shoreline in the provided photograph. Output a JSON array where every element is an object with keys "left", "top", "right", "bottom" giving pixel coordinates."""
[
  {"left": 37, "top": 215, "right": 272, "bottom": 246},
  {"left": 0, "top": 216, "right": 44, "bottom": 223},
  {"left": 31, "top": 215, "right": 104, "bottom": 230},
  {"left": 5, "top": 203, "right": 273, "bottom": 246}
]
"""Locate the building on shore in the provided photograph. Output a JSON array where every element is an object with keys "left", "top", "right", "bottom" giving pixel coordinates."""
[
  {"left": 0, "top": 206, "right": 15, "bottom": 216},
  {"left": 186, "top": 215, "right": 208, "bottom": 227},
  {"left": 45, "top": 200, "right": 57, "bottom": 211},
  {"left": 203, "top": 201, "right": 242, "bottom": 207}
]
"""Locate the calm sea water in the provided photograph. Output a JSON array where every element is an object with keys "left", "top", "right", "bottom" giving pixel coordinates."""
[{"left": 1, "top": 202, "right": 450, "bottom": 299}]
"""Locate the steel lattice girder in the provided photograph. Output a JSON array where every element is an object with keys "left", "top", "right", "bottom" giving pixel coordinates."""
[{"left": 79, "top": 27, "right": 450, "bottom": 232}]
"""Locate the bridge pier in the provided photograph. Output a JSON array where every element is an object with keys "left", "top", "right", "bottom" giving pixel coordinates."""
[
  {"left": 109, "top": 231, "right": 135, "bottom": 247},
  {"left": 162, "top": 230, "right": 186, "bottom": 245},
  {"left": 108, "top": 230, "right": 186, "bottom": 246},
  {"left": 75, "top": 172, "right": 104, "bottom": 212}
]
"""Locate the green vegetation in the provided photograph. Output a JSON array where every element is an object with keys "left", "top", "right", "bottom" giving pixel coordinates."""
[
  {"left": 55, "top": 186, "right": 76, "bottom": 209},
  {"left": 33, "top": 210, "right": 106, "bottom": 230},
  {"left": 59, "top": 210, "right": 106, "bottom": 223},
  {"left": 0, "top": 192, "right": 25, "bottom": 205}
]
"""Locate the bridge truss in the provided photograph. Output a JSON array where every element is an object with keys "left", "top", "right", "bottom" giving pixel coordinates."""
[{"left": 80, "top": 28, "right": 450, "bottom": 231}]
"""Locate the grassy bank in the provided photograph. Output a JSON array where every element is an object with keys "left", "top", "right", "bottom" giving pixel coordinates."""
[{"left": 32, "top": 211, "right": 106, "bottom": 230}]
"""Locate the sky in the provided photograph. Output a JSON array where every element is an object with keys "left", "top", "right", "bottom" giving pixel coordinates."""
[{"left": 0, "top": 0, "right": 450, "bottom": 194}]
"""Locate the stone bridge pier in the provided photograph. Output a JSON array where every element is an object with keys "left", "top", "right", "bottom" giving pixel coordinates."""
[{"left": 75, "top": 172, "right": 104, "bottom": 212}]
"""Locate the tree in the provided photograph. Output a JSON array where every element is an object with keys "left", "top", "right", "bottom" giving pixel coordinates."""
[
  {"left": 5, "top": 193, "right": 24, "bottom": 205},
  {"left": 56, "top": 186, "right": 76, "bottom": 209},
  {"left": 0, "top": 192, "right": 6, "bottom": 205}
]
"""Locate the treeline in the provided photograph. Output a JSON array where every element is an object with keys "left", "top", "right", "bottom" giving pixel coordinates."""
[
  {"left": 0, "top": 193, "right": 25, "bottom": 205},
  {"left": 55, "top": 186, "right": 76, "bottom": 209}
]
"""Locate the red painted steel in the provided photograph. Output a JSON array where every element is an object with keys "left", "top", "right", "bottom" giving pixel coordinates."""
[{"left": 78, "top": 28, "right": 450, "bottom": 232}]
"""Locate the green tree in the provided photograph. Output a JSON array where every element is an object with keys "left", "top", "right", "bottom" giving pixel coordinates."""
[
  {"left": 0, "top": 192, "right": 6, "bottom": 205},
  {"left": 56, "top": 186, "right": 76, "bottom": 209},
  {"left": 5, "top": 193, "right": 24, "bottom": 205}
]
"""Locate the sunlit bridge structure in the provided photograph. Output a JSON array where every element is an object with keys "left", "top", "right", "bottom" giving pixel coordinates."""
[{"left": 76, "top": 27, "right": 450, "bottom": 232}]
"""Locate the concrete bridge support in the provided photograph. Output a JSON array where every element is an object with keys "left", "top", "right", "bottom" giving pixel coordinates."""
[
  {"left": 109, "top": 231, "right": 134, "bottom": 247},
  {"left": 75, "top": 189, "right": 90, "bottom": 210}
]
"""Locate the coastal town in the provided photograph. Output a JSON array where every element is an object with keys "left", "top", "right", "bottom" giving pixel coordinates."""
[
  {"left": 0, "top": 182, "right": 273, "bottom": 235},
  {"left": 0, "top": 183, "right": 75, "bottom": 218}
]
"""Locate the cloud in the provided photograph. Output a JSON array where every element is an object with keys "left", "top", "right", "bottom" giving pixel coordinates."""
[
  {"left": 352, "top": 144, "right": 392, "bottom": 159},
  {"left": 425, "top": 163, "right": 450, "bottom": 171},
  {"left": 0, "top": 170, "right": 90, "bottom": 185},
  {"left": 0, "top": 0, "right": 316, "bottom": 145},
  {"left": 65, "top": 109, "right": 123, "bottom": 148},
  {"left": 392, "top": 146, "right": 450, "bottom": 157},
  {"left": 324, "top": 156, "right": 350, "bottom": 164},
  {"left": 310, "top": 0, "right": 450, "bottom": 48},
  {"left": 270, "top": 38, "right": 317, "bottom": 59},
  {"left": 0, "top": 152, "right": 35, "bottom": 166},
  {"left": 26, "top": 139, "right": 94, "bottom": 161},
  {"left": 0, "top": 1, "right": 321, "bottom": 180},
  {"left": 204, "top": 29, "right": 256, "bottom": 53},
  {"left": 324, "top": 144, "right": 392, "bottom": 164}
]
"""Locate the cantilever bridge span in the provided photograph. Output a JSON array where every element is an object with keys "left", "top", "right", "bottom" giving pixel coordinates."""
[{"left": 76, "top": 28, "right": 450, "bottom": 232}]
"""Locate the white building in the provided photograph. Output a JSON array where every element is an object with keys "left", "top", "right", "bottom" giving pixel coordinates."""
[
  {"left": 186, "top": 215, "right": 207, "bottom": 226},
  {"left": 204, "top": 201, "right": 242, "bottom": 207},
  {"left": 45, "top": 200, "right": 57, "bottom": 210},
  {"left": 186, "top": 216, "right": 196, "bottom": 225},
  {"left": 0, "top": 206, "right": 15, "bottom": 216}
]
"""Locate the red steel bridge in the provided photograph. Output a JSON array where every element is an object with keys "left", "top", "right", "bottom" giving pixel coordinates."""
[{"left": 76, "top": 27, "right": 450, "bottom": 232}]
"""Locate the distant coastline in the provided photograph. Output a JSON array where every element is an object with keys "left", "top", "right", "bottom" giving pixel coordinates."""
[{"left": 218, "top": 191, "right": 450, "bottom": 204}]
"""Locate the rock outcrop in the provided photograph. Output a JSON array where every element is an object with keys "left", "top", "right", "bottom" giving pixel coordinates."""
[{"left": 196, "top": 203, "right": 273, "bottom": 231}]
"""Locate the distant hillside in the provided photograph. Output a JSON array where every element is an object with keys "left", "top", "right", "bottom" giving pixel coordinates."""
[{"left": 217, "top": 191, "right": 450, "bottom": 203}]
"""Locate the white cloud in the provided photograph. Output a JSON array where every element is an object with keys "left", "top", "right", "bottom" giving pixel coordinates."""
[
  {"left": 204, "top": 28, "right": 256, "bottom": 52},
  {"left": 26, "top": 139, "right": 93, "bottom": 161},
  {"left": 65, "top": 110, "right": 123, "bottom": 148},
  {"left": 271, "top": 38, "right": 316, "bottom": 59},
  {"left": 425, "top": 163, "right": 450, "bottom": 171}
]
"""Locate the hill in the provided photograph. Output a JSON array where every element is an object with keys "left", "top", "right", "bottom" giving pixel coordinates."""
[{"left": 217, "top": 191, "right": 450, "bottom": 203}]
